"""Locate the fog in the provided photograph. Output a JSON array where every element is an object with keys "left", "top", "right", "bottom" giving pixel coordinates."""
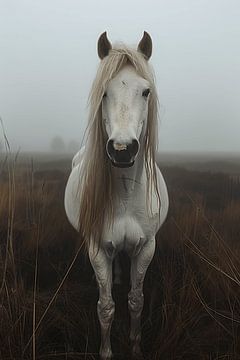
[{"left": 0, "top": 0, "right": 239, "bottom": 153}]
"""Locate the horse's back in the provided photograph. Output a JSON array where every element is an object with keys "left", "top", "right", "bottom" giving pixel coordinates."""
[
  {"left": 156, "top": 166, "right": 169, "bottom": 227},
  {"left": 65, "top": 147, "right": 86, "bottom": 230},
  {"left": 155, "top": 152, "right": 169, "bottom": 227},
  {"left": 72, "top": 146, "right": 85, "bottom": 169}
]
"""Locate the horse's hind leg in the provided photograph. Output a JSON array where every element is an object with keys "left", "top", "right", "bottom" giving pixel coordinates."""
[
  {"left": 113, "top": 254, "right": 121, "bottom": 285},
  {"left": 128, "top": 237, "right": 155, "bottom": 359},
  {"left": 89, "top": 244, "right": 114, "bottom": 360}
]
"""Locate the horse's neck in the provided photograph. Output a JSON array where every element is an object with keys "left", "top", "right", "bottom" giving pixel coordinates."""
[{"left": 112, "top": 149, "right": 145, "bottom": 195}]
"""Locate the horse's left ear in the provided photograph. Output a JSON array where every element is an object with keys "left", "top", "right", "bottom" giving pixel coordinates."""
[
  {"left": 137, "top": 31, "right": 152, "bottom": 60},
  {"left": 97, "top": 31, "right": 112, "bottom": 59}
]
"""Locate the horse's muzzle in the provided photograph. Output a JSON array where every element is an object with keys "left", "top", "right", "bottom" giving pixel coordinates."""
[{"left": 106, "top": 139, "right": 139, "bottom": 168}]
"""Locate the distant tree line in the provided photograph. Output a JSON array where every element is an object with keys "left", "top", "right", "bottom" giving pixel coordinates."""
[{"left": 50, "top": 136, "right": 80, "bottom": 154}]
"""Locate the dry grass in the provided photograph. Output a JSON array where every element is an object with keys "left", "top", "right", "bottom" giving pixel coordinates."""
[{"left": 0, "top": 154, "right": 240, "bottom": 359}]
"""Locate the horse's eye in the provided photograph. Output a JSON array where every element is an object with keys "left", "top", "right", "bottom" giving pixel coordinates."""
[
  {"left": 103, "top": 92, "right": 107, "bottom": 98},
  {"left": 142, "top": 89, "right": 150, "bottom": 97}
]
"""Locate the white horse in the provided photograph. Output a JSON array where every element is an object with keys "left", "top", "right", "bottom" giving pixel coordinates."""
[{"left": 64, "top": 31, "right": 169, "bottom": 360}]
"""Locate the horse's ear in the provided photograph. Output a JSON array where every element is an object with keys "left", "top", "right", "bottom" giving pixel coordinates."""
[
  {"left": 137, "top": 31, "right": 152, "bottom": 60},
  {"left": 97, "top": 31, "right": 112, "bottom": 60}
]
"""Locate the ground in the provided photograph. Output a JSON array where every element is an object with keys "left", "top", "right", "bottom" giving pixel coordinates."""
[{"left": 0, "top": 152, "right": 240, "bottom": 359}]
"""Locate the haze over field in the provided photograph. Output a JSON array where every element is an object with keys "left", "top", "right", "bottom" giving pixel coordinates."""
[{"left": 0, "top": 0, "right": 239, "bottom": 153}]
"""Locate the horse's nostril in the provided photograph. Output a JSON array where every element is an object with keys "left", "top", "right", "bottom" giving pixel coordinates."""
[{"left": 127, "top": 139, "right": 139, "bottom": 157}]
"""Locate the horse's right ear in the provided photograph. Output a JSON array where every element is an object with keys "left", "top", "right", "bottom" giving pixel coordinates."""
[{"left": 97, "top": 32, "right": 112, "bottom": 59}]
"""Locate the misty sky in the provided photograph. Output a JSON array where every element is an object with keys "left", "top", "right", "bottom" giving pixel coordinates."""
[{"left": 0, "top": 0, "right": 240, "bottom": 152}]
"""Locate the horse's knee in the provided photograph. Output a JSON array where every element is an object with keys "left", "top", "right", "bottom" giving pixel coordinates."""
[
  {"left": 97, "top": 298, "right": 115, "bottom": 326},
  {"left": 128, "top": 289, "right": 144, "bottom": 315}
]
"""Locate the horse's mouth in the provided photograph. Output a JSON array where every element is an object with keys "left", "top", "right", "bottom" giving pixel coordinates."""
[
  {"left": 111, "top": 160, "right": 135, "bottom": 168},
  {"left": 107, "top": 150, "right": 135, "bottom": 168}
]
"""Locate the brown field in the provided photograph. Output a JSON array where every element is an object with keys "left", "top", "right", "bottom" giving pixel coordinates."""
[{"left": 1, "top": 153, "right": 240, "bottom": 359}]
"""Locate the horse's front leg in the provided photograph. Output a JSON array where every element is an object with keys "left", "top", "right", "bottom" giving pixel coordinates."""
[
  {"left": 89, "top": 244, "right": 115, "bottom": 360},
  {"left": 128, "top": 237, "right": 156, "bottom": 359}
]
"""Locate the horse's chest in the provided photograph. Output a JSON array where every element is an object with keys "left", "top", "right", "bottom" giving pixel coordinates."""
[{"left": 102, "top": 192, "right": 159, "bottom": 253}]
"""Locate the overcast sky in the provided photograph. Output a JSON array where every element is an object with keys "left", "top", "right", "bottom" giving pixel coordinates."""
[{"left": 0, "top": 0, "right": 239, "bottom": 152}]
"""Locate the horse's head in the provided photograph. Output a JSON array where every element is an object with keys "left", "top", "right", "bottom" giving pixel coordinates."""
[{"left": 98, "top": 32, "right": 153, "bottom": 168}]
